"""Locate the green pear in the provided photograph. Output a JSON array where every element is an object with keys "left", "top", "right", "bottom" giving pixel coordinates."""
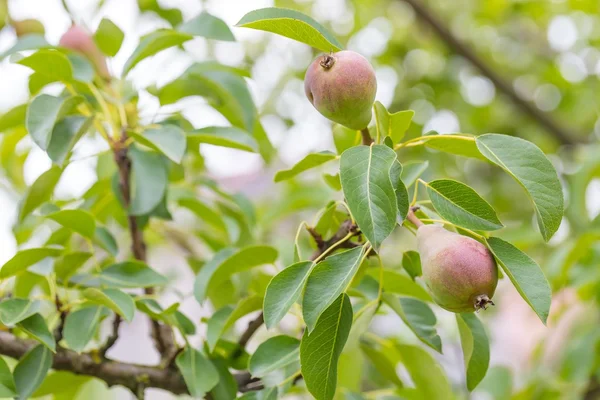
[
  {"left": 304, "top": 50, "right": 377, "bottom": 130},
  {"left": 417, "top": 224, "right": 498, "bottom": 313},
  {"left": 59, "top": 25, "right": 110, "bottom": 80},
  {"left": 10, "top": 18, "right": 45, "bottom": 37}
]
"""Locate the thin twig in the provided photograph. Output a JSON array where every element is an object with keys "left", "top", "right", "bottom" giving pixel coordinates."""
[
  {"left": 100, "top": 314, "right": 122, "bottom": 358},
  {"left": 54, "top": 295, "right": 68, "bottom": 343},
  {"left": 400, "top": 0, "right": 580, "bottom": 145}
]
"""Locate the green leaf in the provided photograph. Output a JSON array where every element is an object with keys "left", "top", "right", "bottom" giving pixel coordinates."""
[
  {"left": 47, "top": 209, "right": 96, "bottom": 238},
  {"left": 401, "top": 161, "right": 428, "bottom": 188},
  {"left": 67, "top": 53, "right": 95, "bottom": 83},
  {"left": 263, "top": 261, "right": 313, "bottom": 329},
  {"left": 178, "top": 12, "right": 235, "bottom": 41},
  {"left": 333, "top": 125, "right": 360, "bottom": 155},
  {"left": 54, "top": 252, "right": 92, "bottom": 280},
  {"left": 390, "top": 161, "right": 409, "bottom": 223},
  {"left": 17, "top": 313, "right": 56, "bottom": 352},
  {"left": 476, "top": 134, "right": 564, "bottom": 241},
  {"left": 0, "top": 104, "right": 27, "bottom": 132},
  {"left": 340, "top": 145, "right": 398, "bottom": 250},
  {"left": 383, "top": 294, "right": 442, "bottom": 353},
  {"left": 17, "top": 49, "right": 73, "bottom": 81},
  {"left": 99, "top": 261, "right": 167, "bottom": 288},
  {"left": 396, "top": 344, "right": 452, "bottom": 398},
  {"left": 426, "top": 179, "right": 503, "bottom": 231},
  {"left": 373, "top": 102, "right": 414, "bottom": 144},
  {"left": 0, "top": 34, "right": 50, "bottom": 60},
  {"left": 249, "top": 335, "right": 300, "bottom": 378},
  {"left": 360, "top": 343, "right": 403, "bottom": 388},
  {"left": 178, "top": 198, "right": 228, "bottom": 235},
  {"left": 371, "top": 269, "right": 431, "bottom": 302},
  {"left": 323, "top": 173, "right": 342, "bottom": 191},
  {"left": 421, "top": 134, "right": 486, "bottom": 160},
  {"left": 303, "top": 247, "right": 365, "bottom": 331},
  {"left": 0, "top": 248, "right": 62, "bottom": 279},
  {"left": 19, "top": 166, "right": 62, "bottom": 222},
  {"left": 134, "top": 125, "right": 186, "bottom": 163},
  {"left": 13, "top": 344, "right": 52, "bottom": 400},
  {"left": 0, "top": 298, "right": 42, "bottom": 325},
  {"left": 300, "top": 294, "right": 353, "bottom": 400},
  {"left": 128, "top": 146, "right": 168, "bottom": 216},
  {"left": 0, "top": 357, "right": 16, "bottom": 397},
  {"left": 63, "top": 306, "right": 106, "bottom": 352},
  {"left": 83, "top": 288, "right": 135, "bottom": 322},
  {"left": 457, "top": 313, "right": 490, "bottom": 391},
  {"left": 94, "top": 18, "right": 124, "bottom": 57},
  {"left": 188, "top": 126, "right": 259, "bottom": 153},
  {"left": 486, "top": 237, "right": 551, "bottom": 324},
  {"left": 275, "top": 151, "right": 337, "bottom": 182},
  {"left": 402, "top": 251, "right": 422, "bottom": 280},
  {"left": 206, "top": 296, "right": 262, "bottom": 351},
  {"left": 94, "top": 226, "right": 118, "bottom": 256},
  {"left": 46, "top": 116, "right": 92, "bottom": 165},
  {"left": 26, "top": 94, "right": 83, "bottom": 151},
  {"left": 122, "top": 29, "right": 192, "bottom": 76},
  {"left": 194, "top": 246, "right": 278, "bottom": 303},
  {"left": 236, "top": 7, "right": 343, "bottom": 52},
  {"left": 175, "top": 347, "right": 219, "bottom": 398}
]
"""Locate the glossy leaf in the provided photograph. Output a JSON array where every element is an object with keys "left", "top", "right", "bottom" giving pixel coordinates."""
[
  {"left": 47, "top": 209, "right": 96, "bottom": 238},
  {"left": 128, "top": 146, "right": 168, "bottom": 216},
  {"left": 303, "top": 247, "right": 365, "bottom": 331},
  {"left": 46, "top": 116, "right": 92, "bottom": 165},
  {"left": 0, "top": 34, "right": 49, "bottom": 60},
  {"left": 373, "top": 102, "right": 414, "bottom": 144},
  {"left": 83, "top": 288, "right": 135, "bottom": 322},
  {"left": 333, "top": 125, "right": 360, "bottom": 155},
  {"left": 0, "top": 298, "right": 42, "bottom": 325},
  {"left": 17, "top": 49, "right": 73, "bottom": 81},
  {"left": 340, "top": 145, "right": 398, "bottom": 250},
  {"left": 99, "top": 261, "right": 167, "bottom": 288},
  {"left": 135, "top": 125, "right": 186, "bottom": 163},
  {"left": 0, "top": 104, "right": 27, "bottom": 132},
  {"left": 274, "top": 151, "right": 337, "bottom": 182},
  {"left": 94, "top": 226, "right": 118, "bottom": 256},
  {"left": 427, "top": 179, "right": 503, "bottom": 231},
  {"left": 176, "top": 347, "right": 219, "bottom": 398},
  {"left": 0, "top": 357, "right": 16, "bottom": 397},
  {"left": 236, "top": 7, "right": 343, "bottom": 52},
  {"left": 401, "top": 160, "right": 429, "bottom": 188},
  {"left": 457, "top": 313, "right": 489, "bottom": 391},
  {"left": 300, "top": 294, "right": 353, "bottom": 400},
  {"left": 94, "top": 18, "right": 124, "bottom": 57},
  {"left": 263, "top": 261, "right": 313, "bottom": 329},
  {"left": 373, "top": 269, "right": 432, "bottom": 302},
  {"left": 383, "top": 294, "right": 442, "bottom": 353},
  {"left": 360, "top": 342, "right": 403, "bottom": 388},
  {"left": 249, "top": 335, "right": 300, "bottom": 378},
  {"left": 422, "top": 134, "right": 486, "bottom": 160},
  {"left": 194, "top": 246, "right": 278, "bottom": 303},
  {"left": 476, "top": 134, "right": 563, "bottom": 241},
  {"left": 54, "top": 252, "right": 92, "bottom": 280},
  {"left": 390, "top": 160, "right": 409, "bottom": 223},
  {"left": 486, "top": 237, "right": 551, "bottom": 324},
  {"left": 13, "top": 344, "right": 52, "bottom": 400},
  {"left": 26, "top": 94, "right": 82, "bottom": 151},
  {"left": 402, "top": 251, "right": 422, "bottom": 280},
  {"left": 178, "top": 12, "right": 235, "bottom": 41},
  {"left": 188, "top": 126, "right": 259, "bottom": 153},
  {"left": 122, "top": 29, "right": 192, "bottom": 75},
  {"left": 63, "top": 306, "right": 106, "bottom": 352},
  {"left": 178, "top": 198, "right": 228, "bottom": 234},
  {"left": 207, "top": 296, "right": 262, "bottom": 351},
  {"left": 18, "top": 313, "right": 56, "bottom": 352},
  {"left": 0, "top": 248, "right": 62, "bottom": 279},
  {"left": 19, "top": 166, "right": 62, "bottom": 221}
]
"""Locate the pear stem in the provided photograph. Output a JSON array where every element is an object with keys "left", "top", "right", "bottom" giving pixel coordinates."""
[
  {"left": 406, "top": 206, "right": 424, "bottom": 228},
  {"left": 361, "top": 127, "right": 373, "bottom": 145}
]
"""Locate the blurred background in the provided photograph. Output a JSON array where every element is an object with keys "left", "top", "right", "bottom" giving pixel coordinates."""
[{"left": 0, "top": 0, "right": 599, "bottom": 399}]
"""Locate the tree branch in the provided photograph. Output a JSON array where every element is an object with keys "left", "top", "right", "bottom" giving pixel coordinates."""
[
  {"left": 100, "top": 314, "right": 122, "bottom": 358},
  {"left": 400, "top": 0, "right": 580, "bottom": 145},
  {"left": 113, "top": 134, "right": 177, "bottom": 363}
]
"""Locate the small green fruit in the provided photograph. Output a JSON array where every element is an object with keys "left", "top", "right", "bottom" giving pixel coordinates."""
[
  {"left": 417, "top": 224, "right": 497, "bottom": 313},
  {"left": 59, "top": 25, "right": 110, "bottom": 80},
  {"left": 304, "top": 50, "right": 377, "bottom": 130}
]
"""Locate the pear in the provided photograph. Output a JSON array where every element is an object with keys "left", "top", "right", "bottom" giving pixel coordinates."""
[
  {"left": 59, "top": 25, "right": 110, "bottom": 80},
  {"left": 304, "top": 50, "right": 377, "bottom": 130},
  {"left": 416, "top": 224, "right": 497, "bottom": 313},
  {"left": 10, "top": 18, "right": 45, "bottom": 37}
]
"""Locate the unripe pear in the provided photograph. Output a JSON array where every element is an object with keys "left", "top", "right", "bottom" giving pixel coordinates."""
[
  {"left": 59, "top": 25, "right": 110, "bottom": 80},
  {"left": 416, "top": 224, "right": 497, "bottom": 313},
  {"left": 304, "top": 50, "right": 377, "bottom": 130},
  {"left": 10, "top": 18, "right": 45, "bottom": 37}
]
